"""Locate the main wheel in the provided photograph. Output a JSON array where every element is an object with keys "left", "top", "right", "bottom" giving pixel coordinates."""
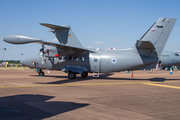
[
  {"left": 81, "top": 72, "right": 88, "bottom": 78},
  {"left": 68, "top": 72, "right": 76, "bottom": 79}
]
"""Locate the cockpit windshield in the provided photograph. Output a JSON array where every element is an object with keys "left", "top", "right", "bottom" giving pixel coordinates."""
[{"left": 38, "top": 51, "right": 43, "bottom": 55}]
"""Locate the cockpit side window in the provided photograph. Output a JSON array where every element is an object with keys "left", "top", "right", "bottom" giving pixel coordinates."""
[
  {"left": 63, "top": 56, "right": 67, "bottom": 60},
  {"left": 175, "top": 53, "right": 179, "bottom": 56}
]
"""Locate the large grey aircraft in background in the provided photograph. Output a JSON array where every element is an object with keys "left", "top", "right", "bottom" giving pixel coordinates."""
[
  {"left": 159, "top": 51, "right": 180, "bottom": 67},
  {"left": 3, "top": 18, "right": 177, "bottom": 79}
]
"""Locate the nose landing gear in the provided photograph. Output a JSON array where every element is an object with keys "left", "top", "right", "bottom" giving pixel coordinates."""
[{"left": 36, "top": 69, "right": 45, "bottom": 77}]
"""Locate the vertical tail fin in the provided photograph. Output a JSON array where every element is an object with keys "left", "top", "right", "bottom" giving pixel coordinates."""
[
  {"left": 138, "top": 18, "right": 177, "bottom": 57},
  {"left": 67, "top": 27, "right": 83, "bottom": 47},
  {"left": 40, "top": 23, "right": 83, "bottom": 48}
]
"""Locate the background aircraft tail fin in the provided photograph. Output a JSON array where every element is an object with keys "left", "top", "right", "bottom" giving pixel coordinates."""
[
  {"left": 41, "top": 23, "right": 83, "bottom": 48},
  {"left": 136, "top": 18, "right": 177, "bottom": 58}
]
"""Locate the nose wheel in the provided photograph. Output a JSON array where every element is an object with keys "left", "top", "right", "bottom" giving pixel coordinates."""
[
  {"left": 38, "top": 69, "right": 44, "bottom": 76},
  {"left": 39, "top": 71, "right": 44, "bottom": 76}
]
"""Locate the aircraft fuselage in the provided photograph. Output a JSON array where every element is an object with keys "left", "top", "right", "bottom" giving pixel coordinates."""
[{"left": 21, "top": 47, "right": 158, "bottom": 73}]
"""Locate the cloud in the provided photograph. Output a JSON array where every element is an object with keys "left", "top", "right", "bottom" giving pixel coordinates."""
[
  {"left": 113, "top": 39, "right": 119, "bottom": 41},
  {"left": 93, "top": 41, "right": 104, "bottom": 44},
  {"left": 51, "top": 38, "right": 58, "bottom": 42},
  {"left": 23, "top": 50, "right": 28, "bottom": 52}
]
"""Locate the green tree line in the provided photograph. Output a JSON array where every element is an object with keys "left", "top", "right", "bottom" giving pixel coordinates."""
[{"left": 0, "top": 60, "right": 20, "bottom": 64}]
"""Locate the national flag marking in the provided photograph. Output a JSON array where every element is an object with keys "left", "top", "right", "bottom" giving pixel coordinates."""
[{"left": 151, "top": 28, "right": 155, "bottom": 31}]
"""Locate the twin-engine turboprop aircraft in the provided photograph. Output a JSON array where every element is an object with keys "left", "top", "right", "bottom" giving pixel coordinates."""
[
  {"left": 159, "top": 51, "right": 180, "bottom": 67},
  {"left": 3, "top": 18, "right": 177, "bottom": 79}
]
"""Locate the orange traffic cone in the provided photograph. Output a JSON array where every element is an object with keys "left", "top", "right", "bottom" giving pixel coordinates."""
[{"left": 131, "top": 71, "right": 134, "bottom": 77}]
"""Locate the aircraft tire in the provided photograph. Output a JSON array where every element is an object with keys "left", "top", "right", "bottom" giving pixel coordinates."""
[
  {"left": 81, "top": 72, "right": 88, "bottom": 78},
  {"left": 39, "top": 71, "right": 44, "bottom": 76},
  {"left": 68, "top": 72, "right": 76, "bottom": 79}
]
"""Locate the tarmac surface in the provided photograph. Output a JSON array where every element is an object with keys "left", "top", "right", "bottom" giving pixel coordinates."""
[{"left": 0, "top": 69, "right": 180, "bottom": 120}]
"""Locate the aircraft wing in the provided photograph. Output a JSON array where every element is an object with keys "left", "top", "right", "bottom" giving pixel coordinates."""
[
  {"left": 35, "top": 40, "right": 96, "bottom": 53},
  {"left": 2, "top": 34, "right": 96, "bottom": 53}
]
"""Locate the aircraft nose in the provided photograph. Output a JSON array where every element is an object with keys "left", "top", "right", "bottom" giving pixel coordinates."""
[
  {"left": 20, "top": 59, "right": 24, "bottom": 65},
  {"left": 20, "top": 56, "right": 39, "bottom": 68}
]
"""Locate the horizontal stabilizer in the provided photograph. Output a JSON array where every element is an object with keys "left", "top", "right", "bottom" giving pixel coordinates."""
[
  {"left": 136, "top": 40, "right": 155, "bottom": 50},
  {"left": 40, "top": 23, "right": 70, "bottom": 30},
  {"left": 41, "top": 23, "right": 70, "bottom": 45},
  {"left": 41, "top": 23, "right": 83, "bottom": 48}
]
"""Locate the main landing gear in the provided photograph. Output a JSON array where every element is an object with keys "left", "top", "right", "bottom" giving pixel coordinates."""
[
  {"left": 68, "top": 72, "right": 88, "bottom": 79},
  {"left": 81, "top": 72, "right": 88, "bottom": 78},
  {"left": 68, "top": 72, "right": 76, "bottom": 79}
]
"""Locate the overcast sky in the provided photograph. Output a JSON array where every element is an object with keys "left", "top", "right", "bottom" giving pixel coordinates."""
[{"left": 0, "top": 0, "right": 180, "bottom": 60}]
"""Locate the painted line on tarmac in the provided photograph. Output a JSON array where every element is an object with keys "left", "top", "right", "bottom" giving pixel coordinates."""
[
  {"left": 0, "top": 81, "right": 180, "bottom": 89},
  {"left": 141, "top": 83, "right": 180, "bottom": 89},
  {"left": 0, "top": 81, "right": 163, "bottom": 88}
]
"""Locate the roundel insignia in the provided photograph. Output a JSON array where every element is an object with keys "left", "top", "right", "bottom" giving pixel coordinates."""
[{"left": 111, "top": 58, "right": 117, "bottom": 64}]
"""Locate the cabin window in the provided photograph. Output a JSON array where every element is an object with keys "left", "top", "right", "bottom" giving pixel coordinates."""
[
  {"left": 80, "top": 57, "right": 84, "bottom": 61},
  {"left": 69, "top": 56, "right": 73, "bottom": 60},
  {"left": 75, "top": 56, "right": 78, "bottom": 61}
]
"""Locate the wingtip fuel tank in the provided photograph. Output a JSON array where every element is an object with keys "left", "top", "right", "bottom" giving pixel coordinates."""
[{"left": 2, "top": 35, "right": 42, "bottom": 44}]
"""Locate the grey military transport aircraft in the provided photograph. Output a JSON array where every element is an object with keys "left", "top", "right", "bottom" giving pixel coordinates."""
[
  {"left": 159, "top": 51, "right": 180, "bottom": 67},
  {"left": 3, "top": 18, "right": 177, "bottom": 79}
]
